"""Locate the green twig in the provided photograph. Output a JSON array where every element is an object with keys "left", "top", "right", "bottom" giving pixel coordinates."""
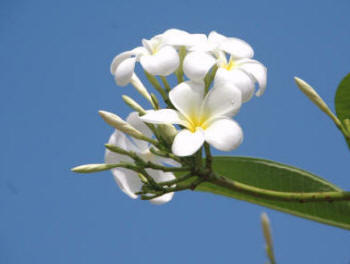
[
  {"left": 204, "top": 65, "right": 218, "bottom": 94},
  {"left": 160, "top": 76, "right": 171, "bottom": 92},
  {"left": 175, "top": 47, "right": 186, "bottom": 83},
  {"left": 158, "top": 173, "right": 194, "bottom": 186},
  {"left": 144, "top": 71, "right": 173, "bottom": 107},
  {"left": 105, "top": 144, "right": 189, "bottom": 172},
  {"left": 204, "top": 143, "right": 212, "bottom": 170},
  {"left": 149, "top": 147, "right": 183, "bottom": 163},
  {"left": 140, "top": 177, "right": 205, "bottom": 200}
]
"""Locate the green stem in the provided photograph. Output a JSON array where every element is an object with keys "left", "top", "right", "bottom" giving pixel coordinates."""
[
  {"left": 105, "top": 144, "right": 189, "bottom": 172},
  {"left": 140, "top": 177, "right": 204, "bottom": 200},
  {"left": 158, "top": 173, "right": 194, "bottom": 186},
  {"left": 175, "top": 47, "right": 186, "bottom": 83},
  {"left": 204, "top": 65, "right": 218, "bottom": 94},
  {"left": 144, "top": 71, "right": 169, "bottom": 104},
  {"left": 149, "top": 147, "right": 183, "bottom": 163},
  {"left": 195, "top": 147, "right": 203, "bottom": 170},
  {"left": 204, "top": 143, "right": 212, "bottom": 170},
  {"left": 209, "top": 173, "right": 350, "bottom": 203},
  {"left": 160, "top": 76, "right": 171, "bottom": 92},
  {"left": 144, "top": 161, "right": 190, "bottom": 172}
]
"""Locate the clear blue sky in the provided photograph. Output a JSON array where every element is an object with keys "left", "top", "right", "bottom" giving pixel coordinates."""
[{"left": 1, "top": 0, "right": 350, "bottom": 263}]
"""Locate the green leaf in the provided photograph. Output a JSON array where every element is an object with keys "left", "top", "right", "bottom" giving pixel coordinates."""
[
  {"left": 335, "top": 73, "right": 350, "bottom": 122},
  {"left": 196, "top": 156, "right": 350, "bottom": 230}
]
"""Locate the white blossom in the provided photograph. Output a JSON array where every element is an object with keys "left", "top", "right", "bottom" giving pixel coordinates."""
[
  {"left": 105, "top": 112, "right": 176, "bottom": 204},
  {"left": 140, "top": 81, "right": 243, "bottom": 156},
  {"left": 110, "top": 33, "right": 181, "bottom": 85},
  {"left": 183, "top": 31, "right": 267, "bottom": 102}
]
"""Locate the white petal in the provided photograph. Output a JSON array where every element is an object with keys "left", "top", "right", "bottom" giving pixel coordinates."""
[
  {"left": 141, "top": 38, "right": 154, "bottom": 54},
  {"left": 204, "top": 118, "right": 243, "bottom": 151},
  {"left": 140, "top": 46, "right": 179, "bottom": 76},
  {"left": 126, "top": 112, "right": 152, "bottom": 151},
  {"left": 105, "top": 130, "right": 143, "bottom": 199},
  {"left": 105, "top": 130, "right": 134, "bottom": 164},
  {"left": 208, "top": 31, "right": 227, "bottom": 44},
  {"left": 114, "top": 57, "right": 136, "bottom": 86},
  {"left": 150, "top": 192, "right": 174, "bottom": 205},
  {"left": 112, "top": 168, "right": 142, "bottom": 199},
  {"left": 161, "top": 29, "right": 207, "bottom": 47},
  {"left": 220, "top": 38, "right": 254, "bottom": 59},
  {"left": 140, "top": 109, "right": 185, "bottom": 125},
  {"left": 172, "top": 129, "right": 205, "bottom": 157},
  {"left": 238, "top": 59, "right": 267, "bottom": 96},
  {"left": 169, "top": 80, "right": 204, "bottom": 122},
  {"left": 110, "top": 50, "right": 134, "bottom": 75},
  {"left": 131, "top": 46, "right": 148, "bottom": 61},
  {"left": 215, "top": 68, "right": 255, "bottom": 102},
  {"left": 110, "top": 47, "right": 146, "bottom": 74},
  {"left": 160, "top": 29, "right": 190, "bottom": 46},
  {"left": 202, "top": 81, "right": 242, "bottom": 120},
  {"left": 183, "top": 51, "right": 216, "bottom": 82},
  {"left": 148, "top": 169, "right": 175, "bottom": 183}
]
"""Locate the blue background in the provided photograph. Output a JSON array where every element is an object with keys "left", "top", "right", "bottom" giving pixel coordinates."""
[{"left": 1, "top": 0, "right": 350, "bottom": 263}]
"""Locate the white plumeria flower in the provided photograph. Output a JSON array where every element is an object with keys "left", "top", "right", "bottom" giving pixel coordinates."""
[
  {"left": 141, "top": 81, "right": 243, "bottom": 157},
  {"left": 183, "top": 31, "right": 267, "bottom": 102},
  {"left": 105, "top": 112, "right": 176, "bottom": 205},
  {"left": 111, "top": 35, "right": 180, "bottom": 86}
]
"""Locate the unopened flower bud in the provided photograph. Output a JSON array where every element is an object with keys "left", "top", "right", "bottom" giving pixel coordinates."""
[
  {"left": 99, "top": 110, "right": 144, "bottom": 139},
  {"left": 137, "top": 173, "right": 148, "bottom": 184},
  {"left": 122, "top": 95, "right": 146, "bottom": 115},
  {"left": 261, "top": 212, "right": 273, "bottom": 249},
  {"left": 71, "top": 163, "right": 119, "bottom": 173},
  {"left": 130, "top": 74, "right": 155, "bottom": 108},
  {"left": 158, "top": 124, "right": 178, "bottom": 145},
  {"left": 294, "top": 77, "right": 342, "bottom": 127}
]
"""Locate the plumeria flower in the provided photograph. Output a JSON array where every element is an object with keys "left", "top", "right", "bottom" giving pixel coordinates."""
[
  {"left": 105, "top": 112, "right": 176, "bottom": 204},
  {"left": 183, "top": 31, "right": 267, "bottom": 102},
  {"left": 140, "top": 80, "right": 243, "bottom": 156},
  {"left": 111, "top": 36, "right": 179, "bottom": 86},
  {"left": 111, "top": 29, "right": 209, "bottom": 86}
]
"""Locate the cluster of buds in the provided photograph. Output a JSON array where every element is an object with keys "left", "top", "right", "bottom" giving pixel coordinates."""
[{"left": 72, "top": 29, "right": 267, "bottom": 204}]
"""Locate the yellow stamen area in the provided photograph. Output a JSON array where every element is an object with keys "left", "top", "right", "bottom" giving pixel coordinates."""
[
  {"left": 151, "top": 42, "right": 161, "bottom": 55},
  {"left": 223, "top": 58, "right": 235, "bottom": 71},
  {"left": 187, "top": 113, "right": 210, "bottom": 133}
]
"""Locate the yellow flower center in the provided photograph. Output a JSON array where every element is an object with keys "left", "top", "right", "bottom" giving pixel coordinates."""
[
  {"left": 187, "top": 113, "right": 210, "bottom": 133},
  {"left": 223, "top": 58, "right": 235, "bottom": 71}
]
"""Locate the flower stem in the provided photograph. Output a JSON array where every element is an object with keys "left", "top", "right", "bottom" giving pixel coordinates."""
[
  {"left": 160, "top": 76, "right": 171, "bottom": 92},
  {"left": 105, "top": 144, "right": 189, "bottom": 172},
  {"left": 175, "top": 47, "right": 186, "bottom": 83},
  {"left": 204, "top": 65, "right": 218, "bottom": 94},
  {"left": 204, "top": 143, "right": 212, "bottom": 170},
  {"left": 158, "top": 173, "right": 194, "bottom": 186},
  {"left": 149, "top": 147, "right": 183, "bottom": 163},
  {"left": 144, "top": 71, "right": 170, "bottom": 104},
  {"left": 140, "top": 177, "right": 205, "bottom": 200}
]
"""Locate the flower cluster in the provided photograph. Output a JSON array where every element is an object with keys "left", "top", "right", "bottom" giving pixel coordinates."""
[{"left": 73, "top": 29, "right": 267, "bottom": 204}]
